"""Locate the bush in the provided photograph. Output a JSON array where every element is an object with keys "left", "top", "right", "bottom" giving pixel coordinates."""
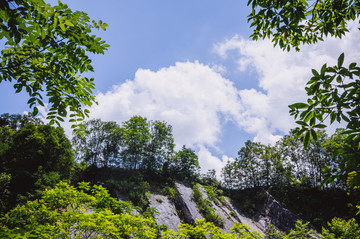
[
  {"left": 204, "top": 184, "right": 225, "bottom": 206},
  {"left": 0, "top": 182, "right": 159, "bottom": 239},
  {"left": 161, "top": 186, "right": 176, "bottom": 201},
  {"left": 192, "top": 184, "right": 224, "bottom": 227},
  {"left": 322, "top": 218, "right": 360, "bottom": 239}
]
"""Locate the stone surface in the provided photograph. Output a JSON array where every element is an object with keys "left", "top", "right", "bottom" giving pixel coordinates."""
[
  {"left": 255, "top": 191, "right": 302, "bottom": 233},
  {"left": 116, "top": 182, "right": 302, "bottom": 235},
  {"left": 199, "top": 185, "right": 264, "bottom": 234},
  {"left": 225, "top": 197, "right": 264, "bottom": 233},
  {"left": 174, "top": 182, "right": 203, "bottom": 225},
  {"left": 148, "top": 193, "right": 181, "bottom": 231}
]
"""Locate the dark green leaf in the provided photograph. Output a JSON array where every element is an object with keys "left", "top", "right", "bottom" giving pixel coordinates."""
[
  {"left": 290, "top": 102, "right": 309, "bottom": 109},
  {"left": 303, "top": 131, "right": 310, "bottom": 148},
  {"left": 337, "top": 53, "right": 344, "bottom": 68}
]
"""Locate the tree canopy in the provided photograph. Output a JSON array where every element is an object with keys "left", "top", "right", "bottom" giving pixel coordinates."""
[
  {"left": 0, "top": 0, "right": 109, "bottom": 135},
  {"left": 0, "top": 114, "right": 75, "bottom": 213}
]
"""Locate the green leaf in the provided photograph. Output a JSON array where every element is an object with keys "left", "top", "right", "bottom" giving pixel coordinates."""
[
  {"left": 32, "top": 107, "right": 39, "bottom": 116},
  {"left": 320, "top": 64, "right": 327, "bottom": 75},
  {"left": 59, "top": 21, "right": 66, "bottom": 31},
  {"left": 296, "top": 120, "right": 308, "bottom": 127},
  {"left": 101, "top": 23, "right": 109, "bottom": 31},
  {"left": 53, "top": 14, "right": 59, "bottom": 28},
  {"left": 304, "top": 111, "right": 314, "bottom": 123},
  {"left": 349, "top": 62, "right": 356, "bottom": 69},
  {"left": 314, "top": 124, "right": 326, "bottom": 129},
  {"left": 304, "top": 131, "right": 310, "bottom": 148},
  {"left": 310, "top": 128, "right": 317, "bottom": 141},
  {"left": 337, "top": 53, "right": 344, "bottom": 68},
  {"left": 290, "top": 102, "right": 309, "bottom": 109},
  {"left": 65, "top": 20, "right": 74, "bottom": 27},
  {"left": 311, "top": 69, "right": 319, "bottom": 77}
]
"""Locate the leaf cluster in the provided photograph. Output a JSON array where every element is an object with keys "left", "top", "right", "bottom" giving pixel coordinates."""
[
  {"left": 0, "top": 0, "right": 109, "bottom": 135},
  {"left": 248, "top": 0, "right": 360, "bottom": 51},
  {"left": 289, "top": 53, "right": 360, "bottom": 148}
]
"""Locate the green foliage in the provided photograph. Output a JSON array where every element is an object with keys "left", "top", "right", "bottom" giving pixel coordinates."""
[
  {"left": 320, "top": 129, "right": 360, "bottom": 189},
  {"left": 289, "top": 54, "right": 360, "bottom": 148},
  {"left": 204, "top": 184, "right": 225, "bottom": 206},
  {"left": 144, "top": 120, "right": 175, "bottom": 172},
  {"left": 265, "top": 221, "right": 317, "bottom": 239},
  {"left": 192, "top": 184, "right": 224, "bottom": 227},
  {"left": 0, "top": 173, "right": 11, "bottom": 215},
  {"left": 221, "top": 130, "right": 353, "bottom": 190},
  {"left": 72, "top": 119, "right": 120, "bottom": 167},
  {"left": 0, "top": 113, "right": 43, "bottom": 130},
  {"left": 225, "top": 188, "right": 267, "bottom": 218},
  {"left": 0, "top": 0, "right": 109, "bottom": 134},
  {"left": 264, "top": 219, "right": 360, "bottom": 239},
  {"left": 117, "top": 173, "right": 150, "bottom": 209},
  {"left": 286, "top": 221, "right": 317, "bottom": 238},
  {"left": 170, "top": 145, "right": 200, "bottom": 182},
  {"left": 0, "top": 181, "right": 160, "bottom": 238},
  {"left": 200, "top": 169, "right": 220, "bottom": 186},
  {"left": 120, "top": 116, "right": 152, "bottom": 170},
  {"left": 74, "top": 116, "right": 177, "bottom": 173},
  {"left": 172, "top": 219, "right": 262, "bottom": 239},
  {"left": 0, "top": 122, "right": 75, "bottom": 207},
  {"left": 321, "top": 218, "right": 360, "bottom": 239},
  {"left": 265, "top": 224, "right": 286, "bottom": 239},
  {"left": 248, "top": 0, "right": 359, "bottom": 51},
  {"left": 222, "top": 139, "right": 293, "bottom": 189},
  {"left": 162, "top": 186, "right": 177, "bottom": 201},
  {"left": 229, "top": 210, "right": 237, "bottom": 219}
]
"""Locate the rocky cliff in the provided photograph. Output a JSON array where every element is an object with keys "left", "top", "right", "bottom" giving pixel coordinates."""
[{"left": 144, "top": 182, "right": 302, "bottom": 234}]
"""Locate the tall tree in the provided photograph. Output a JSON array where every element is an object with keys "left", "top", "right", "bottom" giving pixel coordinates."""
[
  {"left": 0, "top": 122, "right": 75, "bottom": 206},
  {"left": 237, "top": 141, "right": 264, "bottom": 188},
  {"left": 143, "top": 120, "right": 175, "bottom": 171},
  {"left": 120, "top": 116, "right": 151, "bottom": 170},
  {"left": 221, "top": 160, "right": 240, "bottom": 189},
  {"left": 0, "top": 0, "right": 109, "bottom": 135},
  {"left": 170, "top": 145, "right": 200, "bottom": 182},
  {"left": 72, "top": 119, "right": 120, "bottom": 167}
]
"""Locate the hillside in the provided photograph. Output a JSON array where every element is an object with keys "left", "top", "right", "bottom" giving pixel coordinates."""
[{"left": 1, "top": 114, "right": 360, "bottom": 238}]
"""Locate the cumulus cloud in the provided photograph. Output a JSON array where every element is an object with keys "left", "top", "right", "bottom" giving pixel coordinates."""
[
  {"left": 214, "top": 20, "right": 360, "bottom": 144},
  {"left": 198, "top": 146, "right": 235, "bottom": 179},
  {"left": 89, "top": 61, "right": 242, "bottom": 149}
]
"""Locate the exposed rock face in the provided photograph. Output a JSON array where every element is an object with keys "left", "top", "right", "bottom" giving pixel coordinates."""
[
  {"left": 226, "top": 198, "right": 264, "bottom": 233},
  {"left": 148, "top": 193, "right": 181, "bottom": 232},
  {"left": 255, "top": 191, "right": 302, "bottom": 233},
  {"left": 174, "top": 182, "right": 203, "bottom": 225},
  {"left": 174, "top": 182, "right": 265, "bottom": 234},
  {"left": 116, "top": 183, "right": 302, "bottom": 234}
]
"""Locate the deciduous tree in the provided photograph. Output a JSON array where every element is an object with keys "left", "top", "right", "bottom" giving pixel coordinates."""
[
  {"left": 72, "top": 119, "right": 120, "bottom": 167},
  {"left": 0, "top": 122, "right": 75, "bottom": 205}
]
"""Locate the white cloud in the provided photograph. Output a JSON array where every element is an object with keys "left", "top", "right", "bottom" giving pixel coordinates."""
[
  {"left": 89, "top": 61, "right": 242, "bottom": 150},
  {"left": 214, "top": 20, "right": 360, "bottom": 144},
  {"left": 198, "top": 146, "right": 235, "bottom": 179}
]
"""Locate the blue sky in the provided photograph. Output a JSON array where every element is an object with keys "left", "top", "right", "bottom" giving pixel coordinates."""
[{"left": 1, "top": 1, "right": 359, "bottom": 177}]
